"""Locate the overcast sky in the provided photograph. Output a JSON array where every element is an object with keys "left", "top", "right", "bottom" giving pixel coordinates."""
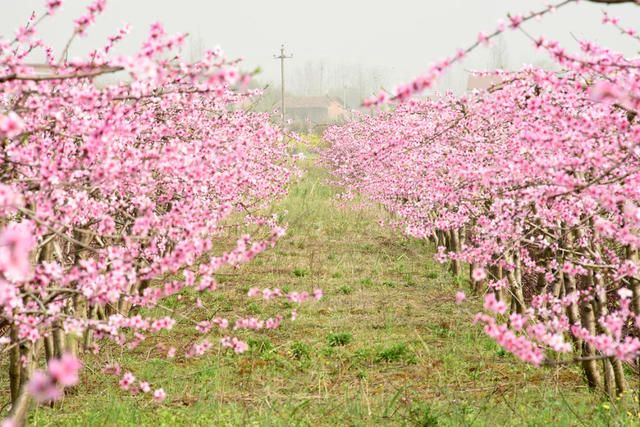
[{"left": 3, "top": 1, "right": 640, "bottom": 95}]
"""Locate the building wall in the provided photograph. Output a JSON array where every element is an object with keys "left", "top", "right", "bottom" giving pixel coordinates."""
[
  {"left": 327, "top": 102, "right": 345, "bottom": 121},
  {"left": 289, "top": 107, "right": 328, "bottom": 123},
  {"left": 467, "top": 75, "right": 503, "bottom": 91}
]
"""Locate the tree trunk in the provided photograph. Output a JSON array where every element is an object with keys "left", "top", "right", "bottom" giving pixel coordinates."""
[
  {"left": 8, "top": 340, "right": 41, "bottom": 427},
  {"left": 626, "top": 245, "right": 640, "bottom": 398},
  {"left": 451, "top": 229, "right": 461, "bottom": 276},
  {"left": 505, "top": 253, "right": 525, "bottom": 314},
  {"left": 590, "top": 222, "right": 626, "bottom": 396},
  {"left": 579, "top": 283, "right": 601, "bottom": 390},
  {"left": 9, "top": 327, "right": 21, "bottom": 403}
]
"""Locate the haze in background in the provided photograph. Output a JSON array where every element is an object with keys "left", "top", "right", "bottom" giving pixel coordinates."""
[{"left": 3, "top": 1, "right": 640, "bottom": 104}]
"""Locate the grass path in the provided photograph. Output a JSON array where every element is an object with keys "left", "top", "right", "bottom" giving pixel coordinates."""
[{"left": 21, "top": 161, "right": 623, "bottom": 425}]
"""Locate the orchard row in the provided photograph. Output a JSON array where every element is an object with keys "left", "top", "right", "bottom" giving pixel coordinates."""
[
  {"left": 0, "top": 1, "right": 319, "bottom": 425},
  {"left": 323, "top": 0, "right": 640, "bottom": 400}
]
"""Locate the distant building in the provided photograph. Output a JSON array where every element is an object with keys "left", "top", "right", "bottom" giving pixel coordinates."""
[
  {"left": 466, "top": 74, "right": 503, "bottom": 92},
  {"left": 286, "top": 96, "right": 345, "bottom": 123}
]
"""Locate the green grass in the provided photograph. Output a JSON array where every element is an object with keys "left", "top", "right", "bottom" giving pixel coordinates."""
[
  {"left": 375, "top": 343, "right": 416, "bottom": 364},
  {"left": 326, "top": 332, "right": 352, "bottom": 347},
  {"left": 7, "top": 157, "right": 640, "bottom": 426}
]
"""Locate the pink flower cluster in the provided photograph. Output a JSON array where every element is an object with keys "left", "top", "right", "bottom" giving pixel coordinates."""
[
  {"left": 0, "top": 0, "right": 310, "bottom": 418},
  {"left": 26, "top": 354, "right": 82, "bottom": 403},
  {"left": 247, "top": 286, "right": 323, "bottom": 303},
  {"left": 221, "top": 336, "right": 249, "bottom": 353},
  {"left": 103, "top": 364, "right": 166, "bottom": 401},
  {"left": 323, "top": 3, "right": 640, "bottom": 384}
]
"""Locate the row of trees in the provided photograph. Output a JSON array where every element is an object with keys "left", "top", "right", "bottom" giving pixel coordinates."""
[
  {"left": 1, "top": 1, "right": 315, "bottom": 424},
  {"left": 323, "top": 0, "right": 640, "bottom": 399}
]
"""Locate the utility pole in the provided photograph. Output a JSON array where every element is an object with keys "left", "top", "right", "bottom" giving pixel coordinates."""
[
  {"left": 273, "top": 44, "right": 292, "bottom": 125},
  {"left": 342, "top": 79, "right": 348, "bottom": 121},
  {"left": 343, "top": 83, "right": 347, "bottom": 110}
]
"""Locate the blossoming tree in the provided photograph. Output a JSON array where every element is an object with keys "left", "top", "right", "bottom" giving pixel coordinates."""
[
  {"left": 324, "top": 0, "right": 640, "bottom": 399},
  {"left": 1, "top": 1, "right": 320, "bottom": 424}
]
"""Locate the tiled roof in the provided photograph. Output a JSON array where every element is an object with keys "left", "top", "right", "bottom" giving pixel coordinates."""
[{"left": 467, "top": 75, "right": 503, "bottom": 91}]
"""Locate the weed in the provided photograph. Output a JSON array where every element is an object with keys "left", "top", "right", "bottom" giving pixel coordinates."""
[
  {"left": 483, "top": 340, "right": 498, "bottom": 351},
  {"left": 338, "top": 285, "right": 353, "bottom": 295},
  {"left": 353, "top": 349, "right": 371, "bottom": 362},
  {"left": 495, "top": 349, "right": 509, "bottom": 358},
  {"left": 375, "top": 343, "right": 416, "bottom": 364},
  {"left": 320, "top": 347, "right": 335, "bottom": 357},
  {"left": 409, "top": 403, "right": 440, "bottom": 426},
  {"left": 248, "top": 337, "right": 273, "bottom": 354},
  {"left": 246, "top": 302, "right": 262, "bottom": 314},
  {"left": 360, "top": 278, "right": 374, "bottom": 287},
  {"left": 454, "top": 275, "right": 467, "bottom": 287},
  {"left": 163, "top": 296, "right": 179, "bottom": 309},
  {"left": 215, "top": 302, "right": 233, "bottom": 312},
  {"left": 404, "top": 273, "right": 416, "bottom": 287},
  {"left": 327, "top": 332, "right": 352, "bottom": 347},
  {"left": 429, "top": 324, "right": 455, "bottom": 338},
  {"left": 290, "top": 341, "right": 311, "bottom": 360},
  {"left": 391, "top": 264, "right": 407, "bottom": 274},
  {"left": 292, "top": 268, "right": 307, "bottom": 277}
]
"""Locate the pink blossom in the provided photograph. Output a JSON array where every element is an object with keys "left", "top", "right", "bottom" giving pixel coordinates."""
[
  {"left": 104, "top": 363, "right": 121, "bottom": 376},
  {"left": 153, "top": 388, "right": 166, "bottom": 402},
  {"left": 1, "top": 418, "right": 17, "bottom": 427},
  {"left": 590, "top": 80, "right": 624, "bottom": 105},
  {"left": 46, "top": 0, "right": 65, "bottom": 15},
  {"left": 477, "top": 31, "right": 489, "bottom": 46},
  {"left": 509, "top": 313, "right": 527, "bottom": 331},
  {"left": 120, "top": 372, "right": 135, "bottom": 390},
  {"left": 221, "top": 336, "right": 248, "bottom": 353},
  {"left": 471, "top": 268, "right": 487, "bottom": 282},
  {"left": 47, "top": 353, "right": 82, "bottom": 387},
  {"left": 484, "top": 293, "right": 507, "bottom": 315},
  {"left": 0, "top": 185, "right": 21, "bottom": 210},
  {"left": 140, "top": 381, "right": 151, "bottom": 393},
  {"left": 26, "top": 371, "right": 61, "bottom": 403},
  {"left": 0, "top": 222, "right": 35, "bottom": 282}
]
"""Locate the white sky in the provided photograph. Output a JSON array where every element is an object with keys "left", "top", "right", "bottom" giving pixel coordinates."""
[{"left": 3, "top": 1, "right": 640, "bottom": 95}]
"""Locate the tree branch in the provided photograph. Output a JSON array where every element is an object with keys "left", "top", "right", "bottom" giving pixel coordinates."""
[
  {"left": 0, "top": 66, "right": 123, "bottom": 83},
  {"left": 586, "top": 0, "right": 638, "bottom": 3}
]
